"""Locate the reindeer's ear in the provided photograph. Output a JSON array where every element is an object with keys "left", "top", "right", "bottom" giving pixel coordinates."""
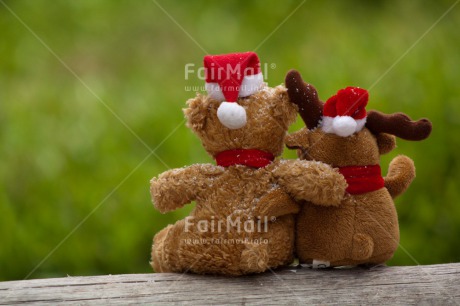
[
  {"left": 183, "top": 94, "right": 210, "bottom": 134},
  {"left": 285, "top": 128, "right": 309, "bottom": 150},
  {"left": 376, "top": 133, "right": 396, "bottom": 155}
]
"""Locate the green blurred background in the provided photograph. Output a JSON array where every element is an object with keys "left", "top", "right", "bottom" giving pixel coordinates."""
[{"left": 1, "top": 0, "right": 459, "bottom": 281}]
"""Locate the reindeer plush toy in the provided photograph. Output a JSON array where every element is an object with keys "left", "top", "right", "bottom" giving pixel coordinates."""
[{"left": 285, "top": 70, "right": 432, "bottom": 268}]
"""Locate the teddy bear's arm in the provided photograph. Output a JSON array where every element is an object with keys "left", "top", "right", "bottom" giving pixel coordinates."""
[
  {"left": 254, "top": 189, "right": 299, "bottom": 218},
  {"left": 150, "top": 164, "right": 223, "bottom": 213},
  {"left": 273, "top": 160, "right": 348, "bottom": 207}
]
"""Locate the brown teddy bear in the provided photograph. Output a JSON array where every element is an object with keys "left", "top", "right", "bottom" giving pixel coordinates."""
[
  {"left": 150, "top": 53, "right": 347, "bottom": 275},
  {"left": 284, "top": 70, "right": 432, "bottom": 268}
]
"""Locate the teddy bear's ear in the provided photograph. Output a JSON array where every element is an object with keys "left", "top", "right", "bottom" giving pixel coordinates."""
[
  {"left": 183, "top": 94, "right": 209, "bottom": 134},
  {"left": 271, "top": 86, "right": 298, "bottom": 128}
]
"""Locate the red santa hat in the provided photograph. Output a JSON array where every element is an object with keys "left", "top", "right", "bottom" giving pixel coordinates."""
[
  {"left": 204, "top": 52, "right": 264, "bottom": 129},
  {"left": 321, "top": 87, "right": 368, "bottom": 137}
]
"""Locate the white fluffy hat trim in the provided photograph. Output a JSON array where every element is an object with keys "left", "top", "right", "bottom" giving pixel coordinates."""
[
  {"left": 322, "top": 116, "right": 366, "bottom": 137},
  {"left": 205, "top": 72, "right": 264, "bottom": 101},
  {"left": 238, "top": 72, "right": 264, "bottom": 97},
  {"left": 205, "top": 82, "right": 226, "bottom": 101}
]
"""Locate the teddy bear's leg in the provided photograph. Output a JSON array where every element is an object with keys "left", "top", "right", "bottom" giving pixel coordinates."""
[
  {"left": 240, "top": 242, "right": 269, "bottom": 273},
  {"left": 153, "top": 219, "right": 246, "bottom": 275},
  {"left": 151, "top": 220, "right": 186, "bottom": 273},
  {"left": 151, "top": 225, "right": 173, "bottom": 273},
  {"left": 251, "top": 216, "right": 295, "bottom": 271},
  {"left": 351, "top": 233, "right": 374, "bottom": 261}
]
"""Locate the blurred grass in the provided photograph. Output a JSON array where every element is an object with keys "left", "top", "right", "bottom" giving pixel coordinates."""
[{"left": 0, "top": 0, "right": 459, "bottom": 281}]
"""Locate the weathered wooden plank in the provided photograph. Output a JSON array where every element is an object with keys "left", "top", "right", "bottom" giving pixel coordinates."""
[{"left": 1, "top": 264, "right": 459, "bottom": 305}]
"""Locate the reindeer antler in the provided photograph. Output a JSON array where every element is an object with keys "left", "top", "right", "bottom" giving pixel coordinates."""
[
  {"left": 285, "top": 70, "right": 323, "bottom": 130},
  {"left": 366, "top": 110, "right": 432, "bottom": 141}
]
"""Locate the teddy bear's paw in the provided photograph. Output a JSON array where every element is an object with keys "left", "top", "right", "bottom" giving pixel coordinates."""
[
  {"left": 240, "top": 242, "right": 269, "bottom": 273},
  {"left": 351, "top": 233, "right": 374, "bottom": 261}
]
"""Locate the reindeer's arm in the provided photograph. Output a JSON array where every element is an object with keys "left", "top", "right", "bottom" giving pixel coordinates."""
[
  {"left": 150, "top": 164, "right": 224, "bottom": 213},
  {"left": 273, "top": 160, "right": 347, "bottom": 207},
  {"left": 253, "top": 188, "right": 300, "bottom": 219},
  {"left": 384, "top": 155, "right": 415, "bottom": 199}
]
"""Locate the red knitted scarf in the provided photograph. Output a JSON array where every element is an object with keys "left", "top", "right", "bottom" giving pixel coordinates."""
[
  {"left": 215, "top": 149, "right": 274, "bottom": 168},
  {"left": 338, "top": 165, "right": 385, "bottom": 195}
]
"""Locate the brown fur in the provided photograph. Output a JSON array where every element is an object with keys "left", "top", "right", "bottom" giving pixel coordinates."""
[
  {"left": 286, "top": 127, "right": 406, "bottom": 265},
  {"left": 385, "top": 155, "right": 415, "bottom": 198},
  {"left": 285, "top": 70, "right": 432, "bottom": 266},
  {"left": 150, "top": 85, "right": 347, "bottom": 275},
  {"left": 184, "top": 86, "right": 297, "bottom": 157},
  {"left": 273, "top": 159, "right": 346, "bottom": 207}
]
